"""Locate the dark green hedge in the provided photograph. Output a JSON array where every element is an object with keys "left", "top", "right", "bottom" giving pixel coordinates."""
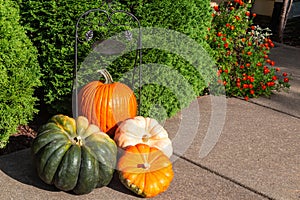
[
  {"left": 0, "top": 0, "right": 41, "bottom": 148},
  {"left": 16, "top": 0, "right": 214, "bottom": 121},
  {"left": 119, "top": 0, "right": 215, "bottom": 120}
]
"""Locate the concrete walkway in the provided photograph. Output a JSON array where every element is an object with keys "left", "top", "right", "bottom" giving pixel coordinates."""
[{"left": 0, "top": 44, "right": 299, "bottom": 200}]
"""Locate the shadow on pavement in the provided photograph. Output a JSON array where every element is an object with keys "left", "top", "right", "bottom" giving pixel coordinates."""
[
  {"left": 0, "top": 148, "right": 58, "bottom": 192},
  {"left": 107, "top": 171, "right": 141, "bottom": 198},
  {"left": 0, "top": 148, "right": 140, "bottom": 198}
]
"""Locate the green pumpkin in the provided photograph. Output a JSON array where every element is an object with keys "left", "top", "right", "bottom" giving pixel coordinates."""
[{"left": 31, "top": 114, "right": 117, "bottom": 195}]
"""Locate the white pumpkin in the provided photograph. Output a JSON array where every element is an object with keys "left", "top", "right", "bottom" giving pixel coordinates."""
[{"left": 114, "top": 116, "right": 173, "bottom": 157}]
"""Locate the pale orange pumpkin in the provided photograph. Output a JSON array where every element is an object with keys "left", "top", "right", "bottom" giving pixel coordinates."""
[
  {"left": 78, "top": 69, "right": 137, "bottom": 136},
  {"left": 114, "top": 116, "right": 173, "bottom": 157},
  {"left": 117, "top": 143, "right": 174, "bottom": 198}
]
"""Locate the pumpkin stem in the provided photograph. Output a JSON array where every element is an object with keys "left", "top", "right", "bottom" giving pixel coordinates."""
[
  {"left": 73, "top": 136, "right": 83, "bottom": 146},
  {"left": 137, "top": 163, "right": 150, "bottom": 170},
  {"left": 97, "top": 69, "right": 114, "bottom": 84},
  {"left": 142, "top": 134, "right": 150, "bottom": 143}
]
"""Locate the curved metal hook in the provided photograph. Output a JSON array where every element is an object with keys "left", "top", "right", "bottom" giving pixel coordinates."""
[{"left": 73, "top": 3, "right": 143, "bottom": 118}]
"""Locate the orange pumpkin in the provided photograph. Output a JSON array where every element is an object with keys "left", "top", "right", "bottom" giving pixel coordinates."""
[
  {"left": 78, "top": 69, "right": 137, "bottom": 136},
  {"left": 117, "top": 143, "right": 174, "bottom": 198}
]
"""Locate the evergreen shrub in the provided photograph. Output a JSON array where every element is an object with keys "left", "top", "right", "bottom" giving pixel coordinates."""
[
  {"left": 16, "top": 0, "right": 213, "bottom": 121},
  {"left": 0, "top": 0, "right": 41, "bottom": 148}
]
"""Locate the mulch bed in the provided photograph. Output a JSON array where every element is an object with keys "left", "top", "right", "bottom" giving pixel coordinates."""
[
  {"left": 0, "top": 125, "right": 38, "bottom": 155},
  {"left": 1, "top": 16, "right": 299, "bottom": 156}
]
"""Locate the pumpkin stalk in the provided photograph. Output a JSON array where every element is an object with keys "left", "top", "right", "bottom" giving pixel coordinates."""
[
  {"left": 97, "top": 69, "right": 114, "bottom": 84},
  {"left": 73, "top": 136, "right": 83, "bottom": 146},
  {"left": 142, "top": 134, "right": 150, "bottom": 143},
  {"left": 137, "top": 163, "right": 150, "bottom": 170}
]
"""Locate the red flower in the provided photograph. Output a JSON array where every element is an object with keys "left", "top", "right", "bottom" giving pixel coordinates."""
[
  {"left": 263, "top": 67, "right": 270, "bottom": 74},
  {"left": 235, "top": 16, "right": 240, "bottom": 20},
  {"left": 284, "top": 78, "right": 289, "bottom": 83},
  {"left": 230, "top": 25, "right": 235, "bottom": 30},
  {"left": 283, "top": 72, "right": 288, "bottom": 77},
  {"left": 252, "top": 13, "right": 257, "bottom": 18},
  {"left": 270, "top": 82, "right": 275, "bottom": 86},
  {"left": 270, "top": 61, "right": 275, "bottom": 66},
  {"left": 224, "top": 43, "right": 229, "bottom": 48},
  {"left": 256, "top": 62, "right": 262, "bottom": 67},
  {"left": 264, "top": 43, "right": 269, "bottom": 48},
  {"left": 272, "top": 75, "right": 277, "bottom": 81},
  {"left": 245, "top": 11, "right": 250, "bottom": 16},
  {"left": 213, "top": 6, "right": 219, "bottom": 12}
]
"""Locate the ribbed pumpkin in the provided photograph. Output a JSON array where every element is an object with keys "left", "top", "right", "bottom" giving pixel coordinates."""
[
  {"left": 31, "top": 114, "right": 117, "bottom": 195},
  {"left": 114, "top": 116, "right": 173, "bottom": 158},
  {"left": 118, "top": 143, "right": 174, "bottom": 198},
  {"left": 78, "top": 69, "right": 137, "bottom": 136}
]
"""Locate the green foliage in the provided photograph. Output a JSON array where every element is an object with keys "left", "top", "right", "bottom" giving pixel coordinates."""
[
  {"left": 16, "top": 0, "right": 213, "bottom": 121},
  {"left": 0, "top": 0, "right": 41, "bottom": 148},
  {"left": 117, "top": 0, "right": 214, "bottom": 120},
  {"left": 207, "top": 1, "right": 290, "bottom": 100},
  {"left": 15, "top": 0, "right": 105, "bottom": 114}
]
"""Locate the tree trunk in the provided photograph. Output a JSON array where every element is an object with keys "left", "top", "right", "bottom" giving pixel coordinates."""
[{"left": 277, "top": 0, "right": 293, "bottom": 43}]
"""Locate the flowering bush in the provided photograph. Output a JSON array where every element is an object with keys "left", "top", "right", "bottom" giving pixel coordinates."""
[{"left": 207, "top": 0, "right": 290, "bottom": 100}]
